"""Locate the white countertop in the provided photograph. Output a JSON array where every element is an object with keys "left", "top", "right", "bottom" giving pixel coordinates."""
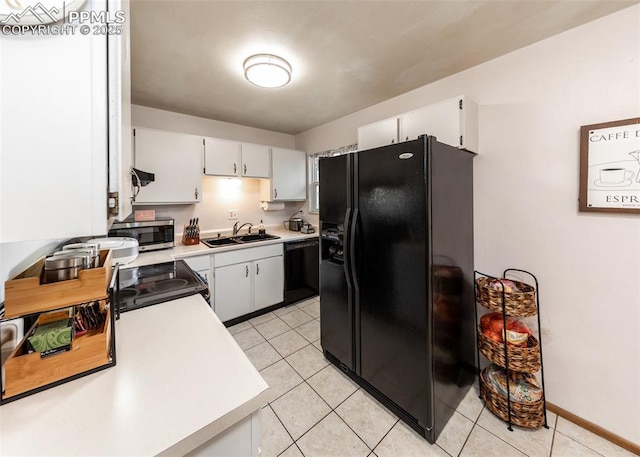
[
  {"left": 0, "top": 295, "right": 272, "bottom": 456},
  {"left": 126, "top": 227, "right": 319, "bottom": 269}
]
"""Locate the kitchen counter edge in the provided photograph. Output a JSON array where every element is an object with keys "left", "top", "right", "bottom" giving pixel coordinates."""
[
  {"left": 0, "top": 295, "right": 273, "bottom": 456},
  {"left": 125, "top": 228, "right": 319, "bottom": 269}
]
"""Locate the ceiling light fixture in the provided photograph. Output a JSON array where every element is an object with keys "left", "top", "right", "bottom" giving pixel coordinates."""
[{"left": 243, "top": 54, "right": 292, "bottom": 88}]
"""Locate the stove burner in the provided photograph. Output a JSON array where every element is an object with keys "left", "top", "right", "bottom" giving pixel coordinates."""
[
  {"left": 117, "top": 260, "right": 208, "bottom": 313},
  {"left": 148, "top": 278, "right": 189, "bottom": 293},
  {"left": 119, "top": 288, "right": 140, "bottom": 300},
  {"left": 140, "top": 264, "right": 177, "bottom": 276}
]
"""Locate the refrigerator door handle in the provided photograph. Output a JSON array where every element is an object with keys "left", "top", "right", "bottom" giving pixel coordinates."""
[
  {"left": 350, "top": 208, "right": 359, "bottom": 292},
  {"left": 343, "top": 207, "right": 353, "bottom": 287}
]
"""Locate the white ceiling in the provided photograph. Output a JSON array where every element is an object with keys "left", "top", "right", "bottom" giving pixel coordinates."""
[{"left": 130, "top": 1, "right": 637, "bottom": 135}]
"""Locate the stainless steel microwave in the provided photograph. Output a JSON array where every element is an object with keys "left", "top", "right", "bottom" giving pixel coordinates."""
[{"left": 108, "top": 218, "right": 175, "bottom": 252}]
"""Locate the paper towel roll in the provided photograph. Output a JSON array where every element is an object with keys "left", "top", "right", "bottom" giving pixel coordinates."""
[{"left": 260, "top": 202, "right": 285, "bottom": 211}]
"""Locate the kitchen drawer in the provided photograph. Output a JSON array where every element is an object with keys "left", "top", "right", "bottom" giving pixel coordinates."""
[
  {"left": 214, "top": 244, "right": 282, "bottom": 268},
  {"left": 180, "top": 255, "right": 211, "bottom": 272}
]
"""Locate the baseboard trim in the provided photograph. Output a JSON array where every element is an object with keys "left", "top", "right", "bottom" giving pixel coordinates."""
[{"left": 547, "top": 402, "right": 640, "bottom": 456}]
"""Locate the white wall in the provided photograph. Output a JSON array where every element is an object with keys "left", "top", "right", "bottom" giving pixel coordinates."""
[
  {"left": 296, "top": 6, "right": 640, "bottom": 445},
  {"left": 132, "top": 105, "right": 294, "bottom": 147},
  {"left": 131, "top": 105, "right": 308, "bottom": 233}
]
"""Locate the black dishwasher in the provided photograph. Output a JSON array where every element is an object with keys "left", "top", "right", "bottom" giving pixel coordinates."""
[{"left": 284, "top": 239, "right": 319, "bottom": 305}]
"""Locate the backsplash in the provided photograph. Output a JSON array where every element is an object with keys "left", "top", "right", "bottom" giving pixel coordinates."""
[{"left": 133, "top": 176, "right": 310, "bottom": 236}]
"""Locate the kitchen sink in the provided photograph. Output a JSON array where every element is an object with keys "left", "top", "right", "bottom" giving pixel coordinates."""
[
  {"left": 200, "top": 238, "right": 238, "bottom": 248},
  {"left": 201, "top": 233, "right": 280, "bottom": 248},
  {"left": 201, "top": 237, "right": 240, "bottom": 247},
  {"left": 233, "top": 234, "right": 280, "bottom": 242}
]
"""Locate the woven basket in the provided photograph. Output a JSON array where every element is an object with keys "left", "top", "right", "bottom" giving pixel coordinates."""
[
  {"left": 477, "top": 325, "right": 541, "bottom": 373},
  {"left": 480, "top": 368, "right": 545, "bottom": 428},
  {"left": 475, "top": 277, "right": 537, "bottom": 317}
]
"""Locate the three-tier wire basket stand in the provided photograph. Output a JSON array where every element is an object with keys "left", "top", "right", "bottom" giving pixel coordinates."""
[{"left": 474, "top": 268, "right": 549, "bottom": 430}]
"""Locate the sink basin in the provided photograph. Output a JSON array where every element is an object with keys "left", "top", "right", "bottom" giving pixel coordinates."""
[
  {"left": 233, "top": 234, "right": 280, "bottom": 243},
  {"left": 201, "top": 237, "right": 241, "bottom": 248},
  {"left": 201, "top": 233, "right": 280, "bottom": 248}
]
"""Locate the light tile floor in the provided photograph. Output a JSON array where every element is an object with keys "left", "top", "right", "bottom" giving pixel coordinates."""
[{"left": 230, "top": 297, "right": 635, "bottom": 457}]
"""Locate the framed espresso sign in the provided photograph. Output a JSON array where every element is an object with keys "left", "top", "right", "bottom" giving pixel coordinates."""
[{"left": 579, "top": 117, "right": 640, "bottom": 213}]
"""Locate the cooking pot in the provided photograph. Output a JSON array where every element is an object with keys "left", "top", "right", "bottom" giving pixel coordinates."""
[
  {"left": 61, "top": 243, "right": 101, "bottom": 267},
  {"left": 288, "top": 217, "right": 303, "bottom": 231},
  {"left": 44, "top": 254, "right": 91, "bottom": 283}
]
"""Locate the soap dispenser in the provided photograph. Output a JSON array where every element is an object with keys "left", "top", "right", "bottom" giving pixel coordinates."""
[{"left": 258, "top": 220, "right": 265, "bottom": 235}]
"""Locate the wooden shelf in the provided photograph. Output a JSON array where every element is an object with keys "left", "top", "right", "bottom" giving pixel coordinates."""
[
  {"left": 3, "top": 250, "right": 113, "bottom": 319},
  {"left": 2, "top": 304, "right": 113, "bottom": 400}
]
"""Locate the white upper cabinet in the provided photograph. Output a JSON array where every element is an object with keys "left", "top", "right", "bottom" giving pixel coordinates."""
[
  {"left": 0, "top": 1, "right": 115, "bottom": 242},
  {"left": 357, "top": 117, "right": 400, "bottom": 151},
  {"left": 400, "top": 95, "right": 478, "bottom": 152},
  {"left": 203, "top": 137, "right": 241, "bottom": 177},
  {"left": 108, "top": 0, "right": 133, "bottom": 223},
  {"left": 133, "top": 127, "right": 202, "bottom": 205},
  {"left": 240, "top": 143, "right": 270, "bottom": 178},
  {"left": 260, "top": 148, "right": 307, "bottom": 201},
  {"left": 357, "top": 96, "right": 479, "bottom": 153},
  {"left": 204, "top": 139, "right": 270, "bottom": 178}
]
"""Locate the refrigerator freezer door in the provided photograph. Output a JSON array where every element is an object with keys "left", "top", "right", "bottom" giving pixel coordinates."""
[
  {"left": 319, "top": 154, "right": 355, "bottom": 370},
  {"left": 319, "top": 154, "right": 351, "bottom": 224},
  {"left": 354, "top": 139, "right": 432, "bottom": 429},
  {"left": 320, "top": 261, "right": 353, "bottom": 368}
]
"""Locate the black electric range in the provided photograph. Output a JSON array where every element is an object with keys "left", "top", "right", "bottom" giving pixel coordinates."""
[{"left": 117, "top": 260, "right": 209, "bottom": 313}]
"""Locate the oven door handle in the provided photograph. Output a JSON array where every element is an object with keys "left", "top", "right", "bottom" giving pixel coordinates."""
[{"left": 108, "top": 263, "right": 120, "bottom": 320}]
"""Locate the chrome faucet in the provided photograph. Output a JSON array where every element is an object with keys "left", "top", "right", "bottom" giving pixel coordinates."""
[{"left": 232, "top": 222, "right": 253, "bottom": 236}]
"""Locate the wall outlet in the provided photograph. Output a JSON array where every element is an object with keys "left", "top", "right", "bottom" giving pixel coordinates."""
[{"left": 228, "top": 209, "right": 238, "bottom": 220}]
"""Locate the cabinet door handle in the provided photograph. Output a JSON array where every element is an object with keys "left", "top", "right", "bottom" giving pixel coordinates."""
[
  {"left": 244, "top": 164, "right": 247, "bottom": 175},
  {"left": 274, "top": 189, "right": 278, "bottom": 199},
  {"left": 195, "top": 188, "right": 199, "bottom": 199},
  {"left": 234, "top": 163, "right": 237, "bottom": 174},
  {"left": 245, "top": 265, "right": 249, "bottom": 277},
  {"left": 256, "top": 263, "right": 260, "bottom": 275}
]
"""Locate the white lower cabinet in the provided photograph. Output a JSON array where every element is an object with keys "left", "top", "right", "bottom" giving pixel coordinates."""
[
  {"left": 213, "top": 244, "right": 284, "bottom": 323},
  {"left": 186, "top": 411, "right": 261, "bottom": 457},
  {"left": 214, "top": 262, "right": 253, "bottom": 322},
  {"left": 253, "top": 256, "right": 284, "bottom": 311}
]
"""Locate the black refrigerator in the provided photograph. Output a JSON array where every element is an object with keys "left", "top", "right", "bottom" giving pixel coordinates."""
[{"left": 319, "top": 136, "right": 476, "bottom": 442}]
